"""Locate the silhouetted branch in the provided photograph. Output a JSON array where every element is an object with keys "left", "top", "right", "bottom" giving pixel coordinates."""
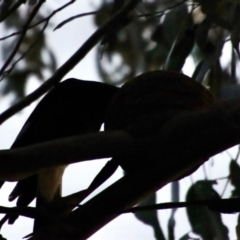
[
  {"left": 0, "top": 131, "right": 134, "bottom": 181},
  {"left": 0, "top": 0, "right": 24, "bottom": 22},
  {"left": 0, "top": 0, "right": 76, "bottom": 41},
  {"left": 0, "top": 205, "right": 39, "bottom": 219},
  {"left": 0, "top": 0, "right": 45, "bottom": 78},
  {"left": 0, "top": 99, "right": 240, "bottom": 179},
  {"left": 0, "top": 96, "right": 239, "bottom": 239},
  {"left": 54, "top": 11, "right": 106, "bottom": 31},
  {"left": 20, "top": 98, "right": 240, "bottom": 239},
  {"left": 122, "top": 197, "right": 240, "bottom": 214},
  {"left": 0, "top": 0, "right": 141, "bottom": 124}
]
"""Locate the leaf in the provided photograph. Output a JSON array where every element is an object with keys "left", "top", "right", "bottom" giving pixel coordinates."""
[
  {"left": 230, "top": 4, "right": 240, "bottom": 57},
  {"left": 229, "top": 160, "right": 240, "bottom": 197},
  {"left": 236, "top": 214, "right": 240, "bottom": 240},
  {"left": 161, "top": 3, "right": 190, "bottom": 47},
  {"left": 207, "top": 60, "right": 223, "bottom": 96},
  {"left": 100, "top": 0, "right": 133, "bottom": 46},
  {"left": 0, "top": 0, "right": 15, "bottom": 20},
  {"left": 145, "top": 44, "right": 168, "bottom": 69},
  {"left": 220, "top": 85, "right": 240, "bottom": 99},
  {"left": 199, "top": 0, "right": 232, "bottom": 30},
  {"left": 3, "top": 70, "right": 30, "bottom": 99},
  {"left": 162, "top": 3, "right": 194, "bottom": 71},
  {"left": 178, "top": 233, "right": 190, "bottom": 240},
  {"left": 199, "top": 0, "right": 220, "bottom": 14},
  {"left": 1, "top": 5, "right": 54, "bottom": 99},
  {"left": 195, "top": 18, "right": 212, "bottom": 56},
  {"left": 0, "top": 234, "right": 7, "bottom": 240},
  {"left": 134, "top": 193, "right": 165, "bottom": 240},
  {"left": 168, "top": 181, "right": 179, "bottom": 240},
  {"left": 192, "top": 60, "right": 211, "bottom": 83},
  {"left": 28, "top": 0, "right": 38, "bottom": 5},
  {"left": 207, "top": 13, "right": 232, "bottom": 31},
  {"left": 164, "top": 26, "right": 195, "bottom": 71},
  {"left": 186, "top": 180, "right": 229, "bottom": 240}
]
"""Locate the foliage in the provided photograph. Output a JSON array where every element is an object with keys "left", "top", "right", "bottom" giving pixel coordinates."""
[
  {"left": 0, "top": 0, "right": 57, "bottom": 101},
  {"left": 93, "top": 1, "right": 240, "bottom": 238},
  {"left": 1, "top": 0, "right": 240, "bottom": 239}
]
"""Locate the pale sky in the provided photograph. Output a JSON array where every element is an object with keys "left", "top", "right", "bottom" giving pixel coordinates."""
[{"left": 0, "top": 1, "right": 238, "bottom": 239}]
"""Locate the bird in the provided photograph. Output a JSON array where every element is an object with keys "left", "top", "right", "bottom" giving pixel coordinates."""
[
  {"left": 0, "top": 78, "right": 118, "bottom": 231},
  {"left": 104, "top": 70, "right": 215, "bottom": 177},
  {"left": 55, "top": 70, "right": 215, "bottom": 216}
]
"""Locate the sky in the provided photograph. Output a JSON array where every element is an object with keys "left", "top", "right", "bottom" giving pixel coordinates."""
[{"left": 0, "top": 1, "right": 239, "bottom": 240}]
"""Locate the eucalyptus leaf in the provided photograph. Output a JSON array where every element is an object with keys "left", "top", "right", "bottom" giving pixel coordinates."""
[{"left": 186, "top": 180, "right": 229, "bottom": 240}]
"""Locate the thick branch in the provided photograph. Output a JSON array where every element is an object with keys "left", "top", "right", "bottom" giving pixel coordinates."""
[
  {"left": 0, "top": 131, "right": 134, "bottom": 181},
  {"left": 61, "top": 99, "right": 240, "bottom": 240},
  {"left": 1, "top": 99, "right": 240, "bottom": 181},
  {"left": 22, "top": 98, "right": 240, "bottom": 239},
  {"left": 0, "top": 98, "right": 240, "bottom": 239}
]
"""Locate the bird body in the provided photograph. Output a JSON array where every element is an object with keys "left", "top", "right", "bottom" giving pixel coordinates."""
[
  {"left": 0, "top": 71, "right": 215, "bottom": 232},
  {"left": 105, "top": 70, "right": 215, "bottom": 175}
]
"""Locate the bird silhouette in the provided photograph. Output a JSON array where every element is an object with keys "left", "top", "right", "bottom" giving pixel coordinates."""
[
  {"left": 105, "top": 70, "right": 215, "bottom": 177},
  {"left": 0, "top": 78, "right": 118, "bottom": 231}
]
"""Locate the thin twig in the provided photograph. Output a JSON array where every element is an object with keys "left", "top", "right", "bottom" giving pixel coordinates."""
[
  {"left": 121, "top": 197, "right": 240, "bottom": 214},
  {"left": 137, "top": 0, "right": 189, "bottom": 18},
  {"left": 0, "top": 0, "right": 24, "bottom": 22},
  {"left": 0, "top": 0, "right": 45, "bottom": 78},
  {"left": 0, "top": 0, "right": 76, "bottom": 41},
  {"left": 3, "top": 9, "right": 54, "bottom": 78},
  {"left": 0, "top": 205, "right": 37, "bottom": 219},
  {"left": 2, "top": 24, "right": 48, "bottom": 78},
  {"left": 0, "top": 0, "right": 141, "bottom": 124},
  {"left": 54, "top": 11, "right": 106, "bottom": 31},
  {"left": 0, "top": 0, "right": 189, "bottom": 41}
]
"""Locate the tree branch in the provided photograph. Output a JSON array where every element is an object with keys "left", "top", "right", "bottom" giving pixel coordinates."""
[
  {"left": 0, "top": 131, "right": 134, "bottom": 181},
  {"left": 0, "top": 0, "right": 141, "bottom": 124},
  {"left": 0, "top": 99, "right": 240, "bottom": 180},
  {"left": 0, "top": 0, "right": 76, "bottom": 41},
  {"left": 121, "top": 197, "right": 240, "bottom": 214},
  {"left": 0, "top": 98, "right": 239, "bottom": 239},
  {"left": 62, "top": 99, "right": 240, "bottom": 239},
  {"left": 0, "top": 0, "right": 45, "bottom": 77}
]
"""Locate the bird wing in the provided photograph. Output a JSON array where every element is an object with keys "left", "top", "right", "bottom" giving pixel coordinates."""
[{"left": 1, "top": 79, "right": 118, "bottom": 231}]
